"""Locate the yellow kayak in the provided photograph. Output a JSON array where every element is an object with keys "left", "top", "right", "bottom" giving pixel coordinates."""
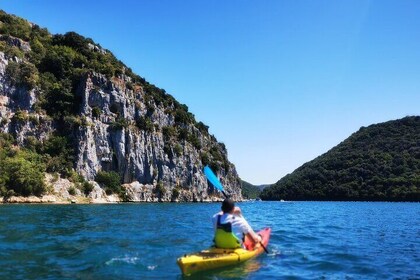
[{"left": 177, "top": 227, "right": 271, "bottom": 275}]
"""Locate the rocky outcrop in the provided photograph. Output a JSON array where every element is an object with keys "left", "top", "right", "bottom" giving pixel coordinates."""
[
  {"left": 73, "top": 71, "right": 242, "bottom": 201},
  {"left": 0, "top": 35, "right": 31, "bottom": 52},
  {"left": 88, "top": 183, "right": 120, "bottom": 203},
  {"left": 3, "top": 195, "right": 57, "bottom": 203},
  {"left": 0, "top": 37, "right": 242, "bottom": 202},
  {"left": 0, "top": 10, "right": 242, "bottom": 202},
  {"left": 0, "top": 52, "right": 53, "bottom": 144}
]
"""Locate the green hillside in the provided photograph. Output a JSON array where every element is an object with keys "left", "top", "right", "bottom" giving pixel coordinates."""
[
  {"left": 241, "top": 181, "right": 262, "bottom": 199},
  {"left": 261, "top": 116, "right": 420, "bottom": 202}
]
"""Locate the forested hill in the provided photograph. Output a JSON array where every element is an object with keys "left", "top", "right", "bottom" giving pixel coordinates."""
[
  {"left": 241, "top": 180, "right": 262, "bottom": 199},
  {"left": 241, "top": 180, "right": 271, "bottom": 199},
  {"left": 261, "top": 116, "right": 420, "bottom": 202}
]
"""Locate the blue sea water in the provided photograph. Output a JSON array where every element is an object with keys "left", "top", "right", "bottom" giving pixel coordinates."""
[{"left": 0, "top": 202, "right": 418, "bottom": 279}]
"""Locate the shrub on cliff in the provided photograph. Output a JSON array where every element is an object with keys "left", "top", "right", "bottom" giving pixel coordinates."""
[
  {"left": 5, "top": 61, "right": 39, "bottom": 90},
  {"left": 95, "top": 171, "right": 121, "bottom": 195},
  {"left": 41, "top": 135, "right": 74, "bottom": 175},
  {"left": 0, "top": 150, "right": 46, "bottom": 197},
  {"left": 154, "top": 181, "right": 166, "bottom": 199},
  {"left": 82, "top": 181, "right": 94, "bottom": 196},
  {"left": 171, "top": 187, "right": 180, "bottom": 201},
  {"left": 136, "top": 116, "right": 153, "bottom": 132},
  {"left": 110, "top": 117, "right": 129, "bottom": 130},
  {"left": 0, "top": 10, "right": 32, "bottom": 41}
]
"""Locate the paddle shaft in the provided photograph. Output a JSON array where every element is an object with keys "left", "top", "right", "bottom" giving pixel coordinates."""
[
  {"left": 259, "top": 240, "right": 269, "bottom": 254},
  {"left": 221, "top": 190, "right": 228, "bottom": 199}
]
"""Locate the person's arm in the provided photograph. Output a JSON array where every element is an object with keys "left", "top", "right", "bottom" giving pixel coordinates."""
[
  {"left": 236, "top": 209, "right": 262, "bottom": 244},
  {"left": 246, "top": 229, "right": 262, "bottom": 244}
]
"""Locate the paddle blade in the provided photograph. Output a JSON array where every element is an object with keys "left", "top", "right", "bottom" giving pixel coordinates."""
[{"left": 203, "top": 166, "right": 224, "bottom": 192}]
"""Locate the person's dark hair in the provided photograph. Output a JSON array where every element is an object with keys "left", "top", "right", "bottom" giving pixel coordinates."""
[{"left": 221, "top": 198, "right": 235, "bottom": 213}]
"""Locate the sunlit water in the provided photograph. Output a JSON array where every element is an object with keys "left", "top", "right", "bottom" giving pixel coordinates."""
[{"left": 0, "top": 202, "right": 418, "bottom": 279}]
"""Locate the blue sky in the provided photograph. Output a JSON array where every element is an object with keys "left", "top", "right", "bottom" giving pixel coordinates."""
[{"left": 2, "top": 1, "right": 419, "bottom": 184}]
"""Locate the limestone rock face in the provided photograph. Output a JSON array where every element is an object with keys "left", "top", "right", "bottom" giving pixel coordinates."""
[
  {"left": 4, "top": 195, "right": 56, "bottom": 203},
  {"left": 88, "top": 182, "right": 120, "bottom": 203},
  {"left": 73, "top": 72, "right": 242, "bottom": 201},
  {"left": 0, "top": 35, "right": 31, "bottom": 53},
  {"left": 0, "top": 40, "right": 242, "bottom": 202},
  {"left": 0, "top": 52, "right": 52, "bottom": 144}
]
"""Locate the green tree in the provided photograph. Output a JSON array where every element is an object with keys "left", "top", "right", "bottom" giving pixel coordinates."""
[
  {"left": 95, "top": 171, "right": 121, "bottom": 194},
  {"left": 1, "top": 151, "right": 46, "bottom": 196}
]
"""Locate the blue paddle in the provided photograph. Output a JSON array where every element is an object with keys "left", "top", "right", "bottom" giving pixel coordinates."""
[
  {"left": 203, "top": 165, "right": 228, "bottom": 198},
  {"left": 203, "top": 165, "right": 269, "bottom": 254}
]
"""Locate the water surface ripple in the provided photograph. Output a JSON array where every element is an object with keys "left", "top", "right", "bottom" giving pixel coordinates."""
[{"left": 0, "top": 202, "right": 418, "bottom": 279}]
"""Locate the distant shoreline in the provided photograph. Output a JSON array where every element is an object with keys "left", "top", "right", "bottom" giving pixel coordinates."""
[
  {"left": 1, "top": 196, "right": 417, "bottom": 204},
  {"left": 0, "top": 194, "right": 229, "bottom": 204}
]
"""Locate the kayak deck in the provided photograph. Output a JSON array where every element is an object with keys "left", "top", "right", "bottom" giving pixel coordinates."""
[{"left": 177, "top": 227, "right": 271, "bottom": 275}]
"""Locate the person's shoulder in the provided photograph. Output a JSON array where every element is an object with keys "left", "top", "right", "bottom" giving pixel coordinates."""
[
  {"left": 229, "top": 213, "right": 243, "bottom": 222},
  {"left": 234, "top": 215, "right": 249, "bottom": 225}
]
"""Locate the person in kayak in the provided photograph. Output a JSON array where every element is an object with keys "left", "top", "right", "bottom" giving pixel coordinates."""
[{"left": 212, "top": 198, "right": 262, "bottom": 249}]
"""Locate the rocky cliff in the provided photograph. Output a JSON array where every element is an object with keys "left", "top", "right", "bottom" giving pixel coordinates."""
[{"left": 0, "top": 10, "right": 242, "bottom": 202}]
